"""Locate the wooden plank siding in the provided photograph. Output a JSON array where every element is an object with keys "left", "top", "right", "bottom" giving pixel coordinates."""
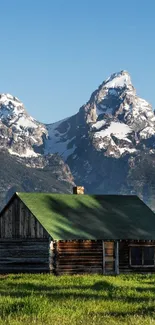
[
  {"left": 0, "top": 197, "right": 49, "bottom": 239},
  {"left": 0, "top": 196, "right": 51, "bottom": 274}
]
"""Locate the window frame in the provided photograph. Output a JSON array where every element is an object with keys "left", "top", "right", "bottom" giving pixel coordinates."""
[{"left": 129, "top": 245, "right": 155, "bottom": 268}]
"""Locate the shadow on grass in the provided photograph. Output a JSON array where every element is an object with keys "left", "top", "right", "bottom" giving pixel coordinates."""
[
  {"left": 92, "top": 280, "right": 115, "bottom": 291},
  {"left": 1, "top": 279, "right": 116, "bottom": 294},
  {"left": 89, "top": 305, "right": 155, "bottom": 317},
  {"left": 0, "top": 302, "right": 25, "bottom": 318},
  {"left": 1, "top": 280, "right": 155, "bottom": 306}
]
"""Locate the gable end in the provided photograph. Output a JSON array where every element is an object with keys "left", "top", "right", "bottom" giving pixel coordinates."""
[{"left": 0, "top": 193, "right": 50, "bottom": 239}]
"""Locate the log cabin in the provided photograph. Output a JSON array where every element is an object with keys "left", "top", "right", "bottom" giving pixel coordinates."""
[{"left": 0, "top": 187, "right": 155, "bottom": 275}]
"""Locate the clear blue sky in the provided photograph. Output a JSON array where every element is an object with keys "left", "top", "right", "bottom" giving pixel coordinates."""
[{"left": 0, "top": 0, "right": 155, "bottom": 123}]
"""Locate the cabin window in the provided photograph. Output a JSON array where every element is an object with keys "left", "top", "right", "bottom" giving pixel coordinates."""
[{"left": 130, "top": 246, "right": 155, "bottom": 267}]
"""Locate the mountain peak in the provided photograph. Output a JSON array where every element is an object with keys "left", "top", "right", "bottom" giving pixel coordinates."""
[
  {"left": 0, "top": 93, "right": 23, "bottom": 106},
  {"left": 0, "top": 92, "right": 47, "bottom": 158},
  {"left": 0, "top": 93, "right": 25, "bottom": 119},
  {"left": 103, "top": 70, "right": 132, "bottom": 89}
]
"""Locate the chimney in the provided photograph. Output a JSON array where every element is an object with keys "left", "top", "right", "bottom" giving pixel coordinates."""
[{"left": 73, "top": 186, "right": 84, "bottom": 195}]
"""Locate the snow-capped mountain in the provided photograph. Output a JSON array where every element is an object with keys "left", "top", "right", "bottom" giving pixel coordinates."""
[
  {"left": 2, "top": 70, "right": 155, "bottom": 161},
  {"left": 1, "top": 70, "right": 155, "bottom": 209},
  {"left": 0, "top": 94, "right": 74, "bottom": 208},
  {"left": 0, "top": 93, "right": 47, "bottom": 158},
  {"left": 44, "top": 70, "right": 155, "bottom": 161},
  {"left": 41, "top": 70, "right": 155, "bottom": 207}
]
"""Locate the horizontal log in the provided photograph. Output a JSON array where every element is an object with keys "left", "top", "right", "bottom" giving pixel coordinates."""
[
  {"left": 58, "top": 254, "right": 102, "bottom": 258},
  {"left": 0, "top": 245, "right": 49, "bottom": 250},
  {"left": 58, "top": 264, "right": 103, "bottom": 269},
  {"left": 58, "top": 247, "right": 103, "bottom": 250},
  {"left": 58, "top": 249, "right": 103, "bottom": 253},
  {"left": 58, "top": 245, "right": 103, "bottom": 248},
  {"left": 57, "top": 264, "right": 102, "bottom": 270},
  {"left": 58, "top": 264, "right": 103, "bottom": 268},
  {"left": 58, "top": 257, "right": 102, "bottom": 264},
  {"left": 0, "top": 263, "right": 49, "bottom": 268},
  {"left": 57, "top": 250, "right": 103, "bottom": 254},
  {"left": 0, "top": 241, "right": 49, "bottom": 245},
  {"left": 0, "top": 238, "right": 50, "bottom": 242},
  {"left": 57, "top": 257, "right": 103, "bottom": 261},
  {"left": 0, "top": 252, "right": 49, "bottom": 258},
  {"left": 0, "top": 268, "right": 50, "bottom": 273},
  {"left": 0, "top": 247, "right": 49, "bottom": 252},
  {"left": 58, "top": 243, "right": 102, "bottom": 247},
  {"left": 0, "top": 257, "right": 49, "bottom": 263},
  {"left": 57, "top": 269, "right": 102, "bottom": 275},
  {"left": 0, "top": 246, "right": 49, "bottom": 250}
]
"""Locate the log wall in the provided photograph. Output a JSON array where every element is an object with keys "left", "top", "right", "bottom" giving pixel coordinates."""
[
  {"left": 53, "top": 240, "right": 104, "bottom": 275},
  {"left": 51, "top": 240, "right": 155, "bottom": 275},
  {"left": 0, "top": 239, "right": 50, "bottom": 273}
]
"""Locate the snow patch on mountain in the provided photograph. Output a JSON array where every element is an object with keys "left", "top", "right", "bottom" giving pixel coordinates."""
[
  {"left": 119, "top": 147, "right": 137, "bottom": 154},
  {"left": 8, "top": 147, "right": 39, "bottom": 157},
  {"left": 104, "top": 71, "right": 131, "bottom": 89},
  {"left": 0, "top": 93, "right": 24, "bottom": 120},
  {"left": 92, "top": 120, "right": 106, "bottom": 130},
  {"left": 94, "top": 122, "right": 132, "bottom": 140},
  {"left": 16, "top": 116, "right": 38, "bottom": 129},
  {"left": 44, "top": 119, "right": 76, "bottom": 160},
  {"left": 139, "top": 126, "right": 155, "bottom": 139}
]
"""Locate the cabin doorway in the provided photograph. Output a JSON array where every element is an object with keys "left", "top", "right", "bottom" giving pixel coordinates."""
[{"left": 103, "top": 241, "right": 119, "bottom": 275}]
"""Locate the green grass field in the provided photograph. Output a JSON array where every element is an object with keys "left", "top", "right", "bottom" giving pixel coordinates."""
[{"left": 0, "top": 274, "right": 155, "bottom": 325}]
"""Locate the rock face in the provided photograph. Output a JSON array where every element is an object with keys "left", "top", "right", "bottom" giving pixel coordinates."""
[{"left": 1, "top": 70, "right": 155, "bottom": 209}]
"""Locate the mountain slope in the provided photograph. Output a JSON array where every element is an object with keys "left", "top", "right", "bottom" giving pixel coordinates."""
[{"left": 0, "top": 150, "right": 74, "bottom": 209}]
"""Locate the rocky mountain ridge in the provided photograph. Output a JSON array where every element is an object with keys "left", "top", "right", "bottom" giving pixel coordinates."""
[
  {"left": 1, "top": 70, "right": 155, "bottom": 209},
  {"left": 42, "top": 71, "right": 155, "bottom": 161}
]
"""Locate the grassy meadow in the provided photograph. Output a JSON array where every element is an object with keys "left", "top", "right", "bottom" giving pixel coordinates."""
[{"left": 0, "top": 274, "right": 155, "bottom": 324}]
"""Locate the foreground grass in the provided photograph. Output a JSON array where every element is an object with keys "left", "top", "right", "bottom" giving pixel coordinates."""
[{"left": 0, "top": 274, "right": 155, "bottom": 324}]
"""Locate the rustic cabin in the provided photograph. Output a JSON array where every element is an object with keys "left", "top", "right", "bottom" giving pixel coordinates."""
[{"left": 0, "top": 186, "right": 155, "bottom": 275}]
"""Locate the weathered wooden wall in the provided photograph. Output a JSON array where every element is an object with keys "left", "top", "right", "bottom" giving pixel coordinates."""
[
  {"left": 52, "top": 240, "right": 104, "bottom": 275},
  {"left": 119, "top": 240, "right": 155, "bottom": 273},
  {"left": 51, "top": 240, "right": 155, "bottom": 275},
  {"left": 0, "top": 239, "right": 50, "bottom": 273},
  {"left": 0, "top": 197, "right": 49, "bottom": 239},
  {"left": 0, "top": 195, "right": 51, "bottom": 273}
]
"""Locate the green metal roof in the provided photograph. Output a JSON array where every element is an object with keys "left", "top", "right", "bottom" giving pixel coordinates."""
[{"left": 16, "top": 192, "right": 155, "bottom": 240}]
